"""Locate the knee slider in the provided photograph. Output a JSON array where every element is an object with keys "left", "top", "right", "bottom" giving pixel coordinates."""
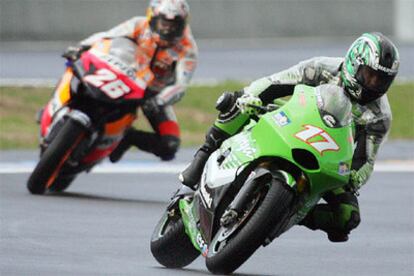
[{"left": 345, "top": 210, "right": 361, "bottom": 232}]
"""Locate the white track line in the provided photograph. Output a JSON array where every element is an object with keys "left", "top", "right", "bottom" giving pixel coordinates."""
[{"left": 0, "top": 161, "right": 413, "bottom": 174}]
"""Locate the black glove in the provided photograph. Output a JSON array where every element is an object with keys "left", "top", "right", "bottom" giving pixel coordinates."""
[
  {"left": 142, "top": 96, "right": 163, "bottom": 116},
  {"left": 62, "top": 45, "right": 91, "bottom": 61}
]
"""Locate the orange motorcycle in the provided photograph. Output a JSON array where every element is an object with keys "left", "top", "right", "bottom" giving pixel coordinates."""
[{"left": 27, "top": 38, "right": 147, "bottom": 194}]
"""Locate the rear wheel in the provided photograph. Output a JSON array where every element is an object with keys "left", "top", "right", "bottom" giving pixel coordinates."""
[
  {"left": 27, "top": 119, "right": 86, "bottom": 195},
  {"left": 150, "top": 209, "right": 200, "bottom": 268},
  {"left": 206, "top": 178, "right": 294, "bottom": 274}
]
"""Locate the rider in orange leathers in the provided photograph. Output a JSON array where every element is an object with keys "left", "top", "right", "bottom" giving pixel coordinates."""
[{"left": 63, "top": 0, "right": 198, "bottom": 161}]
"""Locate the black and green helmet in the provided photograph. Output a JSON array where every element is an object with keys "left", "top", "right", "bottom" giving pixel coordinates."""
[{"left": 341, "top": 32, "right": 400, "bottom": 105}]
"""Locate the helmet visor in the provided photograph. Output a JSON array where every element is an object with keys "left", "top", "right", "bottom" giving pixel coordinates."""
[
  {"left": 356, "top": 65, "right": 395, "bottom": 94},
  {"left": 154, "top": 15, "right": 185, "bottom": 42}
]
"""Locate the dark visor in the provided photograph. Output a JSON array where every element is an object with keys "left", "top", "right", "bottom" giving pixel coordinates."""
[
  {"left": 355, "top": 65, "right": 395, "bottom": 94},
  {"left": 155, "top": 15, "right": 185, "bottom": 41}
]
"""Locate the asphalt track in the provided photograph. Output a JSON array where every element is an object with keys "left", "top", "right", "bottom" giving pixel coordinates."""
[{"left": 1, "top": 147, "right": 413, "bottom": 275}]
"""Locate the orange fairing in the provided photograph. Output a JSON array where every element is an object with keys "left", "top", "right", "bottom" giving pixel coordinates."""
[
  {"left": 56, "top": 68, "right": 74, "bottom": 104},
  {"left": 105, "top": 114, "right": 136, "bottom": 136}
]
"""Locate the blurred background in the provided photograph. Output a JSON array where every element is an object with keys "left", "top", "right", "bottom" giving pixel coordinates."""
[
  {"left": 1, "top": 0, "right": 414, "bottom": 42},
  {"left": 1, "top": 0, "right": 413, "bottom": 83}
]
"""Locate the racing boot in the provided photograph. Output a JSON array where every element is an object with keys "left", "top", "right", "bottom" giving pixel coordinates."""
[
  {"left": 179, "top": 126, "right": 229, "bottom": 189},
  {"left": 109, "top": 129, "right": 135, "bottom": 163},
  {"left": 110, "top": 128, "right": 158, "bottom": 163}
]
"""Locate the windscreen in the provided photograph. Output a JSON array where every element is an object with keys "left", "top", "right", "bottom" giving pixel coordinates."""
[
  {"left": 107, "top": 37, "right": 137, "bottom": 69},
  {"left": 315, "top": 84, "right": 353, "bottom": 128}
]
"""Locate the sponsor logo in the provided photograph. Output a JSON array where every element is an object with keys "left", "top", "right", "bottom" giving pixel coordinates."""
[
  {"left": 338, "top": 162, "right": 350, "bottom": 175},
  {"left": 273, "top": 111, "right": 291, "bottom": 127},
  {"left": 315, "top": 89, "right": 324, "bottom": 108},
  {"left": 376, "top": 64, "right": 398, "bottom": 75},
  {"left": 299, "top": 92, "right": 307, "bottom": 106},
  {"left": 200, "top": 179, "right": 213, "bottom": 208},
  {"left": 235, "top": 134, "right": 256, "bottom": 159},
  {"left": 323, "top": 114, "right": 336, "bottom": 127},
  {"left": 91, "top": 50, "right": 136, "bottom": 79},
  {"left": 196, "top": 233, "right": 209, "bottom": 257}
]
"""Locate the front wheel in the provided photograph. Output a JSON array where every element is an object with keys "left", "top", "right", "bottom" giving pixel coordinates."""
[
  {"left": 48, "top": 174, "right": 77, "bottom": 193},
  {"left": 27, "top": 119, "right": 86, "bottom": 195},
  {"left": 150, "top": 209, "right": 200, "bottom": 268},
  {"left": 206, "top": 178, "right": 294, "bottom": 274}
]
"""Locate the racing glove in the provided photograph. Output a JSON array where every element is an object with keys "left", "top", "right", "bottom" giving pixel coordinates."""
[
  {"left": 349, "top": 162, "right": 374, "bottom": 193},
  {"left": 62, "top": 45, "right": 91, "bottom": 61},
  {"left": 236, "top": 94, "right": 263, "bottom": 115}
]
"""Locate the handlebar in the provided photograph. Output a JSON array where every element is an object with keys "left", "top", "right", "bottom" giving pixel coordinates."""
[{"left": 246, "top": 103, "right": 280, "bottom": 114}]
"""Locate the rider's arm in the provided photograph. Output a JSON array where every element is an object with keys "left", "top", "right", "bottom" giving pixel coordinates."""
[
  {"left": 79, "top": 16, "right": 144, "bottom": 46},
  {"left": 156, "top": 38, "right": 198, "bottom": 106},
  {"left": 351, "top": 96, "right": 392, "bottom": 189},
  {"left": 243, "top": 58, "right": 324, "bottom": 104}
]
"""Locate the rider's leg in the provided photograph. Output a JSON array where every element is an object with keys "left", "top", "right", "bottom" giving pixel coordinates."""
[
  {"left": 179, "top": 91, "right": 250, "bottom": 188},
  {"left": 299, "top": 187, "right": 361, "bottom": 242},
  {"left": 110, "top": 104, "right": 180, "bottom": 162}
]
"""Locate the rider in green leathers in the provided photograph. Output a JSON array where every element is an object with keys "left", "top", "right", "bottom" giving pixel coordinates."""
[{"left": 179, "top": 32, "right": 400, "bottom": 242}]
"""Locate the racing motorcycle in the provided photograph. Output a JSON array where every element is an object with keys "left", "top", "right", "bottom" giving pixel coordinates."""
[
  {"left": 150, "top": 84, "right": 354, "bottom": 274},
  {"left": 27, "top": 38, "right": 147, "bottom": 195}
]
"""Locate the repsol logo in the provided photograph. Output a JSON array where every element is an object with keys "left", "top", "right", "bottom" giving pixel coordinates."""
[{"left": 100, "top": 54, "right": 136, "bottom": 79}]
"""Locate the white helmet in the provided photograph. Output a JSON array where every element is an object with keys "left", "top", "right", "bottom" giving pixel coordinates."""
[{"left": 147, "top": 0, "right": 190, "bottom": 46}]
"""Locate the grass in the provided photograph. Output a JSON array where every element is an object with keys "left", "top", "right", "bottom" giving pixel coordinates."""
[
  {"left": 0, "top": 81, "right": 413, "bottom": 149},
  {"left": 386, "top": 82, "right": 414, "bottom": 139}
]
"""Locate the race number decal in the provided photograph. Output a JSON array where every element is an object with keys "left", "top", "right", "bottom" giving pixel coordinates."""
[
  {"left": 84, "top": 68, "right": 131, "bottom": 99},
  {"left": 295, "top": 125, "right": 339, "bottom": 155}
]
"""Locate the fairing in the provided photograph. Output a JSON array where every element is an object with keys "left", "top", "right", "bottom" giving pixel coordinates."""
[{"left": 189, "top": 84, "right": 355, "bottom": 248}]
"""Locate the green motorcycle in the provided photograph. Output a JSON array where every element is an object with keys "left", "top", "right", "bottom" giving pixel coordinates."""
[{"left": 151, "top": 84, "right": 354, "bottom": 274}]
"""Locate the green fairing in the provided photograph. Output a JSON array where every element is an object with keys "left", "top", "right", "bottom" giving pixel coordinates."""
[
  {"left": 253, "top": 85, "right": 353, "bottom": 193},
  {"left": 180, "top": 84, "right": 355, "bottom": 253},
  {"left": 216, "top": 85, "right": 354, "bottom": 216}
]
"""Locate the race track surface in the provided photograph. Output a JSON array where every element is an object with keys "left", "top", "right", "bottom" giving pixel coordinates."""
[{"left": 1, "top": 149, "right": 413, "bottom": 275}]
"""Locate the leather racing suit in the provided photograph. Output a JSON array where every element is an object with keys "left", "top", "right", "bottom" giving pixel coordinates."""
[
  {"left": 80, "top": 16, "right": 198, "bottom": 161},
  {"left": 195, "top": 57, "right": 392, "bottom": 242}
]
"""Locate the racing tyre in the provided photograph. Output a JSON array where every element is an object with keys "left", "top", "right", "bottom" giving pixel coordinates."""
[
  {"left": 27, "top": 119, "right": 86, "bottom": 195},
  {"left": 151, "top": 210, "right": 200, "bottom": 268},
  {"left": 206, "top": 178, "right": 294, "bottom": 274},
  {"left": 48, "top": 174, "right": 77, "bottom": 193}
]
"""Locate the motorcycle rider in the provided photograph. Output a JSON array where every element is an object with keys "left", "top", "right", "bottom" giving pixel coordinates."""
[
  {"left": 179, "top": 32, "right": 399, "bottom": 242},
  {"left": 63, "top": 0, "right": 197, "bottom": 162}
]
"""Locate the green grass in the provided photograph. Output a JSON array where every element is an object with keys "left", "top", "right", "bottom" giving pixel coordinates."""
[
  {"left": 386, "top": 82, "right": 414, "bottom": 139},
  {"left": 0, "top": 81, "right": 413, "bottom": 149}
]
